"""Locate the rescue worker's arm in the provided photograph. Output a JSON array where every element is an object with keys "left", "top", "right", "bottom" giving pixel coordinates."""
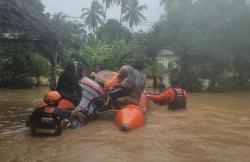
[
  {"left": 118, "top": 66, "right": 129, "bottom": 80},
  {"left": 90, "top": 72, "right": 97, "bottom": 80},
  {"left": 54, "top": 108, "right": 72, "bottom": 120},
  {"left": 54, "top": 107, "right": 82, "bottom": 120},
  {"left": 117, "top": 66, "right": 133, "bottom": 89},
  {"left": 146, "top": 89, "right": 174, "bottom": 104},
  {"left": 35, "top": 101, "right": 47, "bottom": 109},
  {"left": 183, "top": 90, "right": 188, "bottom": 98}
]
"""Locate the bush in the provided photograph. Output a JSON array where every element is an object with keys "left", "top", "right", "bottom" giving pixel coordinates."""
[
  {"left": 7, "top": 76, "right": 35, "bottom": 89},
  {"left": 208, "top": 76, "right": 235, "bottom": 92}
]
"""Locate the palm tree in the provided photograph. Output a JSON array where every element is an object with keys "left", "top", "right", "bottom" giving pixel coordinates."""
[
  {"left": 122, "top": 0, "right": 147, "bottom": 33},
  {"left": 51, "top": 12, "right": 68, "bottom": 30},
  {"left": 81, "top": 1, "right": 105, "bottom": 33},
  {"left": 116, "top": 0, "right": 130, "bottom": 23},
  {"left": 160, "top": 0, "right": 176, "bottom": 9},
  {"left": 102, "top": 0, "right": 117, "bottom": 23}
]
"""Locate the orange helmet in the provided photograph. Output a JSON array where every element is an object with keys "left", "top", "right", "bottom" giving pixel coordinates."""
[{"left": 44, "top": 91, "right": 61, "bottom": 106}]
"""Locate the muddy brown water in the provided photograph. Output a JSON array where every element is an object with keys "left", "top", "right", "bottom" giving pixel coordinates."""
[{"left": 0, "top": 88, "right": 250, "bottom": 162}]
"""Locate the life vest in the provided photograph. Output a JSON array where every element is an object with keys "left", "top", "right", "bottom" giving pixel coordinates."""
[
  {"left": 28, "top": 102, "right": 62, "bottom": 136},
  {"left": 104, "top": 73, "right": 119, "bottom": 89},
  {"left": 35, "top": 102, "right": 56, "bottom": 113},
  {"left": 58, "top": 99, "right": 75, "bottom": 109},
  {"left": 168, "top": 88, "right": 186, "bottom": 110}
]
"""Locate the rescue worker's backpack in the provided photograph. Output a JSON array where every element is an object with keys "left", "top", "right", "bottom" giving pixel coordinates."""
[
  {"left": 28, "top": 106, "right": 62, "bottom": 136},
  {"left": 27, "top": 91, "right": 63, "bottom": 136},
  {"left": 168, "top": 88, "right": 186, "bottom": 110}
]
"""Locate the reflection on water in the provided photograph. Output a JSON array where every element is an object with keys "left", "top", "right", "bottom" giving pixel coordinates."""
[
  {"left": 0, "top": 89, "right": 250, "bottom": 162},
  {"left": 0, "top": 88, "right": 48, "bottom": 135}
]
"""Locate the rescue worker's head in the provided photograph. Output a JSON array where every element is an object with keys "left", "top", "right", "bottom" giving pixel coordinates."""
[
  {"left": 133, "top": 60, "right": 145, "bottom": 70},
  {"left": 65, "top": 63, "right": 75, "bottom": 73},
  {"left": 44, "top": 91, "right": 61, "bottom": 107},
  {"left": 93, "top": 64, "right": 101, "bottom": 72},
  {"left": 170, "top": 79, "right": 179, "bottom": 87}
]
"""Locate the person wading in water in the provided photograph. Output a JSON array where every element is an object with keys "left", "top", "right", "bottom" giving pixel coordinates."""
[{"left": 147, "top": 79, "right": 187, "bottom": 111}]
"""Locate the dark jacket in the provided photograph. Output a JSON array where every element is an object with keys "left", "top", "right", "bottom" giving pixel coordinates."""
[{"left": 56, "top": 70, "right": 81, "bottom": 106}]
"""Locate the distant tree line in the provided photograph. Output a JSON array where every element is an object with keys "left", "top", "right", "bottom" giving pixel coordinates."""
[
  {"left": 156, "top": 0, "right": 250, "bottom": 91},
  {"left": 1, "top": 0, "right": 250, "bottom": 92}
]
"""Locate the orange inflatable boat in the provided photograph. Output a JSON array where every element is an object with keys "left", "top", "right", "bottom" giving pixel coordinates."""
[
  {"left": 98, "top": 70, "right": 149, "bottom": 132},
  {"left": 115, "top": 104, "right": 144, "bottom": 131},
  {"left": 115, "top": 91, "right": 149, "bottom": 132}
]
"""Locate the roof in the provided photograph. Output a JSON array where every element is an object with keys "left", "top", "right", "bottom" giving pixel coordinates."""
[
  {"left": 158, "top": 49, "right": 175, "bottom": 57},
  {"left": 0, "top": 0, "right": 70, "bottom": 43}
]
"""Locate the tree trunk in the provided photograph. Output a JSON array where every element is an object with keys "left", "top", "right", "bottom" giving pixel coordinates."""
[
  {"left": 104, "top": 5, "right": 107, "bottom": 24},
  {"left": 154, "top": 57, "right": 158, "bottom": 77},
  {"left": 131, "top": 26, "right": 135, "bottom": 40},
  {"left": 50, "top": 50, "right": 57, "bottom": 90},
  {"left": 93, "top": 28, "right": 97, "bottom": 38},
  {"left": 35, "top": 76, "right": 41, "bottom": 86},
  {"left": 120, "top": 5, "right": 123, "bottom": 23}
]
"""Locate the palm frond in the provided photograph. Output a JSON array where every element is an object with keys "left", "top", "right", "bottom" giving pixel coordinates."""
[
  {"left": 81, "top": 1, "right": 105, "bottom": 31},
  {"left": 137, "top": 12, "right": 147, "bottom": 21},
  {"left": 138, "top": 5, "right": 148, "bottom": 11},
  {"left": 81, "top": 12, "right": 90, "bottom": 19},
  {"left": 82, "top": 8, "right": 90, "bottom": 12},
  {"left": 122, "top": 0, "right": 147, "bottom": 29}
]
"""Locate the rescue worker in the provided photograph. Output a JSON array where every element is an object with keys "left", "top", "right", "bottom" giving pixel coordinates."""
[
  {"left": 76, "top": 64, "right": 89, "bottom": 80},
  {"left": 56, "top": 63, "right": 82, "bottom": 106},
  {"left": 153, "top": 76, "right": 158, "bottom": 92},
  {"left": 28, "top": 91, "right": 87, "bottom": 129},
  {"left": 109, "top": 60, "right": 146, "bottom": 107},
  {"left": 42, "top": 91, "right": 82, "bottom": 121},
  {"left": 147, "top": 79, "right": 187, "bottom": 111},
  {"left": 158, "top": 77, "right": 166, "bottom": 92},
  {"left": 90, "top": 64, "right": 101, "bottom": 80}
]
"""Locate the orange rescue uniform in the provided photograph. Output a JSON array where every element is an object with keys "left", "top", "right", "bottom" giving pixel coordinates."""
[{"left": 147, "top": 88, "right": 187, "bottom": 107}]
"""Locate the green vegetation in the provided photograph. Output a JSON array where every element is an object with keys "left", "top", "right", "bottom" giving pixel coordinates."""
[
  {"left": 1, "top": 0, "right": 250, "bottom": 91},
  {"left": 158, "top": 0, "right": 250, "bottom": 91},
  {"left": 96, "top": 19, "right": 132, "bottom": 43},
  {"left": 0, "top": 43, "right": 50, "bottom": 88}
]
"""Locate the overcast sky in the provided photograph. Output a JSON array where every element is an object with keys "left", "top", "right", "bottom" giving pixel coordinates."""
[{"left": 41, "top": 0, "right": 164, "bottom": 31}]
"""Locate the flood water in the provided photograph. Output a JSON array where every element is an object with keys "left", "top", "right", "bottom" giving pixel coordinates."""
[{"left": 0, "top": 88, "right": 250, "bottom": 162}]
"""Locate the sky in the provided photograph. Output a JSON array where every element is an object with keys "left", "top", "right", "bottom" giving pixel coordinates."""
[{"left": 41, "top": 0, "right": 164, "bottom": 32}]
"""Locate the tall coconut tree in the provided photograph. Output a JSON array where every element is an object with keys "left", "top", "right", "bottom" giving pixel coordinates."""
[
  {"left": 102, "top": 0, "right": 117, "bottom": 23},
  {"left": 122, "top": 0, "right": 147, "bottom": 33},
  {"left": 81, "top": 1, "right": 105, "bottom": 33},
  {"left": 116, "top": 0, "right": 130, "bottom": 23},
  {"left": 160, "top": 0, "right": 177, "bottom": 9}
]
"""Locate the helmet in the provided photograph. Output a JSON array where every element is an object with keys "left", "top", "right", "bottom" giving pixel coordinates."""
[
  {"left": 44, "top": 91, "right": 61, "bottom": 107},
  {"left": 134, "top": 60, "right": 145, "bottom": 70}
]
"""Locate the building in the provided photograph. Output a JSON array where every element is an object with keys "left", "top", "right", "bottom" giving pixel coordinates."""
[{"left": 156, "top": 48, "right": 178, "bottom": 72}]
